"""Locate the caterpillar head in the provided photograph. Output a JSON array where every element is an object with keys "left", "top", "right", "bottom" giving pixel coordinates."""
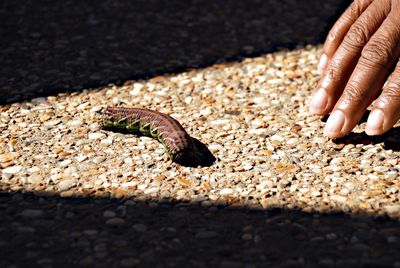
[{"left": 173, "top": 137, "right": 215, "bottom": 167}]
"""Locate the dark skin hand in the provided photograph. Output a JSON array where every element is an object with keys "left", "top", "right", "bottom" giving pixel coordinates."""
[{"left": 310, "top": 0, "right": 400, "bottom": 138}]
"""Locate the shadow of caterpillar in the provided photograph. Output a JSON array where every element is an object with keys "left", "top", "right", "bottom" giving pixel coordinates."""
[{"left": 101, "top": 107, "right": 216, "bottom": 167}]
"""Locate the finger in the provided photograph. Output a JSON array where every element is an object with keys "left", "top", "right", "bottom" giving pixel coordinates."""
[
  {"left": 311, "top": 0, "right": 389, "bottom": 115},
  {"left": 318, "top": 0, "right": 373, "bottom": 74},
  {"left": 366, "top": 60, "right": 400, "bottom": 135},
  {"left": 324, "top": 15, "right": 400, "bottom": 138}
]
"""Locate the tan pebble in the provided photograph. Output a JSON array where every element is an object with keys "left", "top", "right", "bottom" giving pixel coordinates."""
[
  {"left": 2, "top": 165, "right": 22, "bottom": 175},
  {"left": 27, "top": 166, "right": 41, "bottom": 174},
  {"left": 112, "top": 189, "right": 129, "bottom": 198},
  {"left": 249, "top": 129, "right": 268, "bottom": 135},
  {"left": 260, "top": 197, "right": 279, "bottom": 209},
  {"left": 297, "top": 144, "right": 310, "bottom": 150},
  {"left": 28, "top": 174, "right": 43, "bottom": 184},
  {"left": 220, "top": 188, "right": 234, "bottom": 196},
  {"left": 60, "top": 190, "right": 75, "bottom": 198},
  {"left": 58, "top": 179, "right": 76, "bottom": 191},
  {"left": 121, "top": 181, "right": 138, "bottom": 188},
  {"left": 9, "top": 139, "right": 17, "bottom": 146},
  {"left": 75, "top": 155, "right": 88, "bottom": 163},
  {"left": 1, "top": 161, "right": 15, "bottom": 168},
  {"left": 88, "top": 132, "right": 106, "bottom": 140},
  {"left": 373, "top": 166, "right": 388, "bottom": 173},
  {"left": 383, "top": 205, "right": 400, "bottom": 216},
  {"left": 39, "top": 114, "right": 51, "bottom": 122},
  {"left": 43, "top": 119, "right": 61, "bottom": 128},
  {"left": 144, "top": 187, "right": 159, "bottom": 195},
  {"left": 331, "top": 195, "right": 347, "bottom": 203},
  {"left": 59, "top": 159, "right": 72, "bottom": 167},
  {"left": 200, "top": 181, "right": 211, "bottom": 191},
  {"left": 59, "top": 151, "right": 73, "bottom": 157},
  {"left": 0, "top": 152, "right": 20, "bottom": 163},
  {"left": 176, "top": 176, "right": 192, "bottom": 187},
  {"left": 154, "top": 175, "right": 166, "bottom": 181}
]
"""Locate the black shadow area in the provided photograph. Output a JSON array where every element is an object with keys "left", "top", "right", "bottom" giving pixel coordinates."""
[
  {"left": 1, "top": 191, "right": 400, "bottom": 267},
  {"left": 0, "top": 0, "right": 351, "bottom": 104},
  {"left": 333, "top": 127, "right": 400, "bottom": 152}
]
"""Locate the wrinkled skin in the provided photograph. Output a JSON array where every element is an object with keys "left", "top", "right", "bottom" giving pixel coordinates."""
[{"left": 310, "top": 0, "right": 400, "bottom": 138}]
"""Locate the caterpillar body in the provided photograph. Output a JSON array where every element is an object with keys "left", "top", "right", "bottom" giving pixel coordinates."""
[{"left": 101, "top": 107, "right": 215, "bottom": 167}]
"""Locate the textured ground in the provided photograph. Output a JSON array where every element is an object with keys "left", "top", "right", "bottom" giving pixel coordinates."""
[
  {"left": 1, "top": 46, "right": 400, "bottom": 267},
  {"left": 2, "top": 0, "right": 400, "bottom": 267}
]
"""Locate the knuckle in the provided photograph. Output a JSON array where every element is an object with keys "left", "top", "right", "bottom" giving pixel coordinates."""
[
  {"left": 327, "top": 28, "right": 338, "bottom": 43},
  {"left": 343, "top": 23, "right": 368, "bottom": 49},
  {"left": 379, "top": 86, "right": 400, "bottom": 105},
  {"left": 341, "top": 82, "right": 365, "bottom": 106},
  {"left": 387, "top": 16, "right": 400, "bottom": 34},
  {"left": 360, "top": 38, "right": 392, "bottom": 68},
  {"left": 328, "top": 58, "right": 344, "bottom": 80},
  {"left": 348, "top": 0, "right": 364, "bottom": 17},
  {"left": 321, "top": 59, "right": 342, "bottom": 87}
]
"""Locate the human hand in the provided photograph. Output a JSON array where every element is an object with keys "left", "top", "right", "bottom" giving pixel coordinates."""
[{"left": 310, "top": 0, "right": 400, "bottom": 138}]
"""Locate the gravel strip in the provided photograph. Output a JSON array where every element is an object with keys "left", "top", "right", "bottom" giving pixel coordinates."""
[{"left": 1, "top": 45, "right": 400, "bottom": 219}]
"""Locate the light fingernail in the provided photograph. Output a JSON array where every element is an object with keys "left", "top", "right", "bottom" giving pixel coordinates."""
[
  {"left": 324, "top": 110, "right": 345, "bottom": 137},
  {"left": 310, "top": 89, "right": 328, "bottom": 114},
  {"left": 317, "top": 54, "right": 328, "bottom": 74},
  {"left": 366, "top": 109, "right": 384, "bottom": 136}
]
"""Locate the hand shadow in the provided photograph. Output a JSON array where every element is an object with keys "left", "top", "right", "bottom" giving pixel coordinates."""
[
  {"left": 322, "top": 110, "right": 400, "bottom": 151},
  {"left": 333, "top": 127, "right": 400, "bottom": 152}
]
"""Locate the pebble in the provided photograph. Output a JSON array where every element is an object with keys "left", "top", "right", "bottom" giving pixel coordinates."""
[
  {"left": 88, "top": 132, "right": 106, "bottom": 140},
  {"left": 20, "top": 209, "right": 44, "bottom": 218},
  {"left": 195, "top": 231, "right": 218, "bottom": 239},
  {"left": 0, "top": 152, "right": 20, "bottom": 163},
  {"left": 28, "top": 174, "right": 43, "bottom": 184},
  {"left": 103, "top": 210, "right": 116, "bottom": 218},
  {"left": 28, "top": 166, "right": 41, "bottom": 173},
  {"left": 2, "top": 165, "right": 22, "bottom": 175},
  {"left": 59, "top": 159, "right": 72, "bottom": 167},
  {"left": 43, "top": 119, "right": 61, "bottom": 128},
  {"left": 92, "top": 156, "right": 106, "bottom": 164},
  {"left": 373, "top": 166, "right": 388, "bottom": 173},
  {"left": 242, "top": 233, "right": 253, "bottom": 240},
  {"left": 58, "top": 179, "right": 76, "bottom": 191},
  {"left": 106, "top": 218, "right": 125, "bottom": 226},
  {"left": 384, "top": 205, "right": 400, "bottom": 216},
  {"left": 132, "top": 223, "right": 147, "bottom": 232},
  {"left": 220, "top": 188, "right": 234, "bottom": 196},
  {"left": 248, "top": 128, "right": 268, "bottom": 135},
  {"left": 76, "top": 155, "right": 88, "bottom": 162},
  {"left": 121, "top": 181, "right": 138, "bottom": 188}
]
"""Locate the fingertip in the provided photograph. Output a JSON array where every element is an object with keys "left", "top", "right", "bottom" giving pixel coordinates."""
[
  {"left": 323, "top": 110, "right": 346, "bottom": 138},
  {"left": 365, "top": 109, "right": 385, "bottom": 136},
  {"left": 309, "top": 89, "right": 328, "bottom": 115}
]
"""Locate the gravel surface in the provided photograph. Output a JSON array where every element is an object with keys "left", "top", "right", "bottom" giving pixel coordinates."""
[
  {"left": 1, "top": 45, "right": 400, "bottom": 266},
  {"left": 2, "top": 46, "right": 400, "bottom": 217}
]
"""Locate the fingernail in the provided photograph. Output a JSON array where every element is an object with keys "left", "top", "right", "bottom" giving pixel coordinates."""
[
  {"left": 324, "top": 110, "right": 345, "bottom": 137},
  {"left": 317, "top": 54, "right": 328, "bottom": 74},
  {"left": 365, "top": 109, "right": 384, "bottom": 136},
  {"left": 310, "top": 89, "right": 328, "bottom": 114}
]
